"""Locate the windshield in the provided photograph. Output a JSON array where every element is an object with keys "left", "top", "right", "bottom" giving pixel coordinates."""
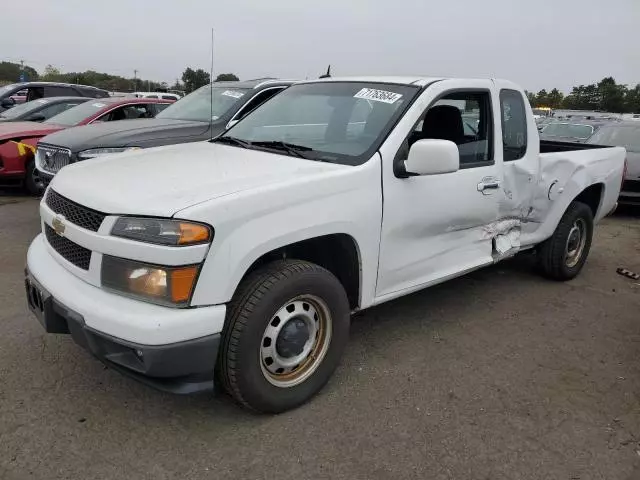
[
  {"left": 0, "top": 84, "right": 19, "bottom": 97},
  {"left": 541, "top": 122, "right": 594, "bottom": 139},
  {"left": 156, "top": 85, "right": 250, "bottom": 122},
  {"left": 587, "top": 125, "right": 640, "bottom": 152},
  {"left": 0, "top": 99, "right": 47, "bottom": 119},
  {"left": 218, "top": 82, "right": 418, "bottom": 165},
  {"left": 44, "top": 100, "right": 108, "bottom": 126}
]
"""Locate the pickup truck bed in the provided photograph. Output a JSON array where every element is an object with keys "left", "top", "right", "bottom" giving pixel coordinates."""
[{"left": 540, "top": 139, "right": 609, "bottom": 153}]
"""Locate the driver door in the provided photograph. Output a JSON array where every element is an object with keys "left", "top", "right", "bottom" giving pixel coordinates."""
[{"left": 375, "top": 79, "right": 502, "bottom": 300}]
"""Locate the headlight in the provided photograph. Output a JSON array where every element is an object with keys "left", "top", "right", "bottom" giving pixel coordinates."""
[
  {"left": 77, "top": 147, "right": 140, "bottom": 159},
  {"left": 101, "top": 255, "right": 199, "bottom": 306},
  {"left": 111, "top": 217, "right": 212, "bottom": 246}
]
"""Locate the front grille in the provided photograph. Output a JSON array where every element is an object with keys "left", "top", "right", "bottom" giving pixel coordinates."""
[
  {"left": 44, "top": 225, "right": 91, "bottom": 270},
  {"left": 36, "top": 145, "right": 72, "bottom": 174},
  {"left": 622, "top": 180, "right": 640, "bottom": 193},
  {"left": 46, "top": 189, "right": 106, "bottom": 232}
]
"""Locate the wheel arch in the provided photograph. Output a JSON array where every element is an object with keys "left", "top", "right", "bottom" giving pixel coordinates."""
[
  {"left": 573, "top": 182, "right": 604, "bottom": 218},
  {"left": 233, "top": 233, "right": 362, "bottom": 310}
]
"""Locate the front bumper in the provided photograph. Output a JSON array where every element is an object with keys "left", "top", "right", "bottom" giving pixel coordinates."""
[
  {"left": 27, "top": 234, "right": 224, "bottom": 344},
  {"left": 26, "top": 272, "right": 219, "bottom": 393},
  {"left": 25, "top": 234, "right": 227, "bottom": 393},
  {"left": 619, "top": 180, "right": 640, "bottom": 206}
]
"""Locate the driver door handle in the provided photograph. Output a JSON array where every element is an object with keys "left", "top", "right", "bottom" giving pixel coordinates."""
[{"left": 477, "top": 177, "right": 501, "bottom": 194}]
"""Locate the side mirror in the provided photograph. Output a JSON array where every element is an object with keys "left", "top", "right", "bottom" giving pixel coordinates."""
[
  {"left": 26, "top": 113, "right": 46, "bottom": 122},
  {"left": 404, "top": 139, "right": 460, "bottom": 176},
  {"left": 1, "top": 97, "right": 16, "bottom": 109},
  {"left": 225, "top": 119, "right": 239, "bottom": 130}
]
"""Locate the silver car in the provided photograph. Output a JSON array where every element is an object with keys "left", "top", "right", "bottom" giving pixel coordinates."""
[{"left": 587, "top": 122, "right": 640, "bottom": 205}]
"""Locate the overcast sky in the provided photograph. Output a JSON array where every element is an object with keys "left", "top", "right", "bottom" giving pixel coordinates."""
[{"left": 2, "top": 0, "right": 638, "bottom": 92}]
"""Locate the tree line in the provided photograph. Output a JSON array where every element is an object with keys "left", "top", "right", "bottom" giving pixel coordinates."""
[
  {"left": 0, "top": 61, "right": 239, "bottom": 94},
  {"left": 6, "top": 61, "right": 635, "bottom": 113},
  {"left": 526, "top": 77, "right": 640, "bottom": 113}
]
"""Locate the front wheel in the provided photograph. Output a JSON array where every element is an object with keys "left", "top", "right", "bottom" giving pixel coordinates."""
[
  {"left": 218, "top": 260, "right": 350, "bottom": 413},
  {"left": 24, "top": 159, "right": 45, "bottom": 196},
  {"left": 537, "top": 201, "right": 594, "bottom": 280}
]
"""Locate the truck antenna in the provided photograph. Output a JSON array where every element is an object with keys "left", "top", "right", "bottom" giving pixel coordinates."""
[
  {"left": 319, "top": 65, "right": 331, "bottom": 79},
  {"left": 210, "top": 28, "right": 215, "bottom": 142}
]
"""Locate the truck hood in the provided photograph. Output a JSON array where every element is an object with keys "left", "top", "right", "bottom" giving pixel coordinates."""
[
  {"left": 39, "top": 118, "right": 214, "bottom": 152},
  {"left": 0, "top": 121, "right": 63, "bottom": 141},
  {"left": 50, "top": 142, "right": 348, "bottom": 217}
]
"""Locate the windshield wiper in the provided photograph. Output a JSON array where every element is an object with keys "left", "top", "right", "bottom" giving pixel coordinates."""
[
  {"left": 212, "top": 136, "right": 252, "bottom": 149},
  {"left": 251, "top": 141, "right": 314, "bottom": 159}
]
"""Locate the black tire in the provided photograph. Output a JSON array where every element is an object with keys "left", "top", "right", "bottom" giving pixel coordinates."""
[
  {"left": 537, "top": 201, "right": 594, "bottom": 281},
  {"left": 24, "top": 159, "right": 44, "bottom": 196},
  {"left": 218, "top": 259, "right": 350, "bottom": 413}
]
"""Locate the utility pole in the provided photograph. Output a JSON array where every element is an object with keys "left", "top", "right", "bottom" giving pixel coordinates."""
[{"left": 133, "top": 69, "right": 138, "bottom": 92}]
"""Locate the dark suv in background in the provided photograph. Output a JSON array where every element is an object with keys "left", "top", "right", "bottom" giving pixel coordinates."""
[
  {"left": 0, "top": 82, "right": 109, "bottom": 113},
  {"left": 36, "top": 79, "right": 294, "bottom": 183}
]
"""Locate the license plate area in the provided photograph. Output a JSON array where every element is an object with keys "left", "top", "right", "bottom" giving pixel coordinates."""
[{"left": 25, "top": 273, "right": 69, "bottom": 334}]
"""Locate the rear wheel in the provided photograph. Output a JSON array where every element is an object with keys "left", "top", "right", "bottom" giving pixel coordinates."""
[
  {"left": 24, "top": 159, "right": 44, "bottom": 196},
  {"left": 537, "top": 201, "right": 594, "bottom": 280},
  {"left": 218, "top": 259, "right": 350, "bottom": 413}
]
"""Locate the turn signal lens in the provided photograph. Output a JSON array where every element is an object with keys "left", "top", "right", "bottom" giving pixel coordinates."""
[
  {"left": 101, "top": 255, "right": 199, "bottom": 307},
  {"left": 178, "top": 223, "right": 210, "bottom": 245},
  {"left": 170, "top": 266, "right": 199, "bottom": 302}
]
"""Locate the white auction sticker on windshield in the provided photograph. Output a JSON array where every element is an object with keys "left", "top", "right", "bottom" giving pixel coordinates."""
[
  {"left": 354, "top": 88, "right": 402, "bottom": 104},
  {"left": 222, "top": 90, "right": 244, "bottom": 99},
  {"left": 36, "top": 99, "right": 48, "bottom": 104},
  {"left": 92, "top": 102, "right": 106, "bottom": 108}
]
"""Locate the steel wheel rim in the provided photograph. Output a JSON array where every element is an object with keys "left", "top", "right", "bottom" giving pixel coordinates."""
[
  {"left": 260, "top": 295, "right": 332, "bottom": 388},
  {"left": 565, "top": 218, "right": 587, "bottom": 268}
]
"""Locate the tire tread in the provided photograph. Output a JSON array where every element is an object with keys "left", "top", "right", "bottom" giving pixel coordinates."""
[
  {"left": 537, "top": 201, "right": 593, "bottom": 280},
  {"left": 219, "top": 259, "right": 336, "bottom": 411}
]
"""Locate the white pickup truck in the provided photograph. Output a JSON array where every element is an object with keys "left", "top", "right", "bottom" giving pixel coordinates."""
[{"left": 25, "top": 76, "right": 626, "bottom": 413}]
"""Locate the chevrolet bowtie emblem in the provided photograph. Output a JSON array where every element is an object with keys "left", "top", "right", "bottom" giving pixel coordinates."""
[{"left": 52, "top": 215, "right": 66, "bottom": 236}]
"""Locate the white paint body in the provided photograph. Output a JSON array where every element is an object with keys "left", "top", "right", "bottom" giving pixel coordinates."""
[{"left": 27, "top": 77, "right": 626, "bottom": 346}]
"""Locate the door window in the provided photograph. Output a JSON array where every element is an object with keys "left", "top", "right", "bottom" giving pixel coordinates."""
[
  {"left": 97, "top": 104, "right": 155, "bottom": 121},
  {"left": 44, "top": 86, "right": 74, "bottom": 97},
  {"left": 153, "top": 103, "right": 171, "bottom": 114},
  {"left": 233, "top": 88, "right": 284, "bottom": 122},
  {"left": 500, "top": 89, "right": 528, "bottom": 161},
  {"left": 38, "top": 102, "right": 82, "bottom": 120},
  {"left": 403, "top": 91, "right": 494, "bottom": 167},
  {"left": 26, "top": 87, "right": 45, "bottom": 101}
]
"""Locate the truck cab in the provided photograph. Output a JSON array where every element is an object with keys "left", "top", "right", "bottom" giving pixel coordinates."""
[{"left": 25, "top": 77, "right": 625, "bottom": 413}]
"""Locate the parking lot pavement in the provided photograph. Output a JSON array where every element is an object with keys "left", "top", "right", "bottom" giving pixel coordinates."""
[{"left": 0, "top": 194, "right": 639, "bottom": 480}]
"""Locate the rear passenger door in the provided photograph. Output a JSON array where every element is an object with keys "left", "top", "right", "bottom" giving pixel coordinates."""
[{"left": 376, "top": 79, "right": 502, "bottom": 299}]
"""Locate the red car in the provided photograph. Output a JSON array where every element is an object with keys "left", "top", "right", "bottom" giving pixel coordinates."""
[{"left": 0, "top": 97, "right": 173, "bottom": 194}]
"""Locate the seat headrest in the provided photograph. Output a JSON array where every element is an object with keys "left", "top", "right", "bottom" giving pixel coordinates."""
[{"left": 422, "top": 105, "right": 464, "bottom": 143}]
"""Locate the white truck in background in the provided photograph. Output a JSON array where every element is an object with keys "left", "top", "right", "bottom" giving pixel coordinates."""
[{"left": 25, "top": 76, "right": 626, "bottom": 413}]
